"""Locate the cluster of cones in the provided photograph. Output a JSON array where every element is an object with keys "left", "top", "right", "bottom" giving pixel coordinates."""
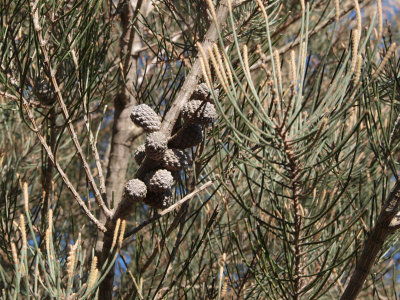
[{"left": 123, "top": 83, "right": 218, "bottom": 209}]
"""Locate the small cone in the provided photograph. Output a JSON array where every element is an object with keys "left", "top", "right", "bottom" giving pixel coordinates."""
[
  {"left": 145, "top": 169, "right": 174, "bottom": 192},
  {"left": 134, "top": 144, "right": 146, "bottom": 165},
  {"left": 162, "top": 149, "right": 190, "bottom": 171},
  {"left": 144, "top": 190, "right": 173, "bottom": 209},
  {"left": 168, "top": 124, "right": 203, "bottom": 149},
  {"left": 145, "top": 132, "right": 167, "bottom": 160},
  {"left": 130, "top": 104, "right": 161, "bottom": 132},
  {"left": 124, "top": 179, "right": 147, "bottom": 201},
  {"left": 191, "top": 83, "right": 219, "bottom": 103},
  {"left": 33, "top": 79, "right": 55, "bottom": 105},
  {"left": 181, "top": 100, "right": 217, "bottom": 125}
]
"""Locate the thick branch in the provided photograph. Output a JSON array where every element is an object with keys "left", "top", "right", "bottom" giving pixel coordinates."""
[
  {"left": 97, "top": 0, "right": 147, "bottom": 298},
  {"left": 341, "top": 180, "right": 400, "bottom": 299}
]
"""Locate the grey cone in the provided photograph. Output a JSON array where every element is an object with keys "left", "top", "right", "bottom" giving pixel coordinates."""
[
  {"left": 181, "top": 100, "right": 217, "bottom": 125},
  {"left": 33, "top": 79, "right": 55, "bottom": 105},
  {"left": 168, "top": 123, "right": 203, "bottom": 149},
  {"left": 124, "top": 179, "right": 147, "bottom": 202},
  {"left": 191, "top": 83, "right": 219, "bottom": 103},
  {"left": 130, "top": 104, "right": 161, "bottom": 132},
  {"left": 162, "top": 149, "right": 190, "bottom": 171},
  {"left": 144, "top": 190, "right": 173, "bottom": 209},
  {"left": 145, "top": 169, "right": 174, "bottom": 192},
  {"left": 134, "top": 144, "right": 146, "bottom": 165},
  {"left": 145, "top": 132, "right": 167, "bottom": 160}
]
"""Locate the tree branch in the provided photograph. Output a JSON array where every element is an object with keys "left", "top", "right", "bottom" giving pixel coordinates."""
[
  {"left": 97, "top": 0, "right": 149, "bottom": 298},
  {"left": 30, "top": 0, "right": 111, "bottom": 219},
  {"left": 122, "top": 180, "right": 212, "bottom": 242},
  {"left": 20, "top": 98, "right": 106, "bottom": 232},
  {"left": 341, "top": 179, "right": 400, "bottom": 299}
]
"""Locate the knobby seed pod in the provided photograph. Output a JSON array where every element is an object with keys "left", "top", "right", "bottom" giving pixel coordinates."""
[
  {"left": 181, "top": 100, "right": 217, "bottom": 125},
  {"left": 33, "top": 79, "right": 55, "bottom": 105},
  {"left": 117, "top": 179, "right": 147, "bottom": 219},
  {"left": 134, "top": 144, "right": 146, "bottom": 165},
  {"left": 145, "top": 131, "right": 167, "bottom": 160},
  {"left": 145, "top": 169, "right": 174, "bottom": 192},
  {"left": 130, "top": 104, "right": 161, "bottom": 132},
  {"left": 144, "top": 190, "right": 173, "bottom": 209},
  {"left": 168, "top": 123, "right": 203, "bottom": 149},
  {"left": 162, "top": 149, "right": 190, "bottom": 171},
  {"left": 191, "top": 83, "right": 219, "bottom": 102},
  {"left": 124, "top": 179, "right": 147, "bottom": 202}
]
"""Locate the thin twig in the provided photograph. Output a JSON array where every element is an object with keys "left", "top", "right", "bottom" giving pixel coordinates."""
[
  {"left": 250, "top": 0, "right": 372, "bottom": 70},
  {"left": 123, "top": 181, "right": 212, "bottom": 241},
  {"left": 30, "top": 0, "right": 111, "bottom": 219},
  {"left": 20, "top": 97, "right": 106, "bottom": 232},
  {"left": 68, "top": 35, "right": 108, "bottom": 199}
]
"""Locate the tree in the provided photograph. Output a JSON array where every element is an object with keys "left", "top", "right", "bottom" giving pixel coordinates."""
[{"left": 1, "top": 0, "right": 400, "bottom": 299}]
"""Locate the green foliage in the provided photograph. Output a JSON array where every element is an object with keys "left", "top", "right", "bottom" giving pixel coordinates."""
[
  {"left": 1, "top": 0, "right": 400, "bottom": 299},
  {"left": 204, "top": 1, "right": 400, "bottom": 298}
]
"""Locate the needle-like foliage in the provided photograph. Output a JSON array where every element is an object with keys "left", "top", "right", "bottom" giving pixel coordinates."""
[{"left": 1, "top": 0, "right": 400, "bottom": 299}]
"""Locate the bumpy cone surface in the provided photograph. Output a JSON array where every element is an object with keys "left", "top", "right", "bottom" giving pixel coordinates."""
[
  {"left": 134, "top": 144, "right": 146, "bottom": 165},
  {"left": 162, "top": 149, "right": 189, "bottom": 171},
  {"left": 144, "top": 190, "right": 173, "bottom": 209},
  {"left": 145, "top": 169, "right": 174, "bottom": 192},
  {"left": 130, "top": 104, "right": 161, "bottom": 132},
  {"left": 124, "top": 179, "right": 147, "bottom": 202},
  {"left": 115, "top": 179, "right": 147, "bottom": 219},
  {"left": 191, "top": 83, "right": 219, "bottom": 103},
  {"left": 168, "top": 123, "right": 203, "bottom": 149},
  {"left": 145, "top": 132, "right": 167, "bottom": 160},
  {"left": 34, "top": 79, "right": 55, "bottom": 105},
  {"left": 181, "top": 100, "right": 217, "bottom": 125}
]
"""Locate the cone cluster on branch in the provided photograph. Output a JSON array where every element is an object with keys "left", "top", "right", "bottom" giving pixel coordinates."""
[
  {"left": 190, "top": 83, "right": 219, "bottom": 103},
  {"left": 181, "top": 100, "right": 217, "bottom": 125},
  {"left": 130, "top": 104, "right": 161, "bottom": 132},
  {"left": 125, "top": 84, "right": 218, "bottom": 209}
]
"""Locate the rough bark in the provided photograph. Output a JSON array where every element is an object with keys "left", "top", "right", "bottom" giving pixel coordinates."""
[
  {"left": 96, "top": 0, "right": 145, "bottom": 298},
  {"left": 341, "top": 180, "right": 400, "bottom": 299},
  {"left": 104, "top": 98, "right": 142, "bottom": 209}
]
